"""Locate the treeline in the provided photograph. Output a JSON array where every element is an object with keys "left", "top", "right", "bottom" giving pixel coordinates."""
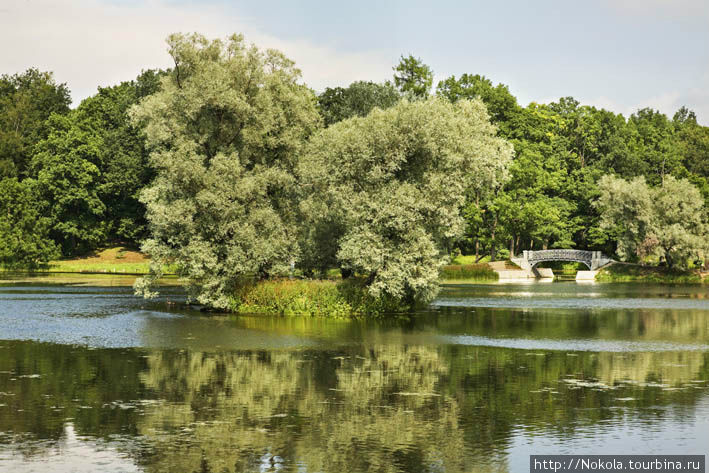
[
  {"left": 0, "top": 68, "right": 163, "bottom": 267},
  {"left": 317, "top": 70, "right": 709, "bottom": 266},
  {"left": 1, "top": 32, "right": 708, "bottom": 283}
]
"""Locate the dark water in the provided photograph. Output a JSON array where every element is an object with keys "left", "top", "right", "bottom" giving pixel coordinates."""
[{"left": 0, "top": 277, "right": 708, "bottom": 472}]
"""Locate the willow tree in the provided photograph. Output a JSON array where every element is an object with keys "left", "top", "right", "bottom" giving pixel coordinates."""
[
  {"left": 596, "top": 175, "right": 708, "bottom": 268},
  {"left": 299, "top": 98, "right": 513, "bottom": 305},
  {"left": 132, "top": 33, "right": 320, "bottom": 308}
]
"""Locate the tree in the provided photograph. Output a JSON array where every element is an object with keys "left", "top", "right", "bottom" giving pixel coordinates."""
[
  {"left": 299, "top": 98, "right": 513, "bottom": 305},
  {"left": 131, "top": 33, "right": 321, "bottom": 309},
  {"left": 0, "top": 68, "right": 71, "bottom": 179},
  {"left": 392, "top": 55, "right": 433, "bottom": 99},
  {"left": 673, "top": 107, "right": 709, "bottom": 205},
  {"left": 595, "top": 175, "right": 708, "bottom": 268},
  {"left": 31, "top": 113, "right": 106, "bottom": 256},
  {"left": 436, "top": 74, "right": 520, "bottom": 136},
  {"left": 0, "top": 178, "right": 59, "bottom": 268},
  {"left": 317, "top": 81, "right": 400, "bottom": 126},
  {"left": 73, "top": 69, "right": 164, "bottom": 245},
  {"left": 627, "top": 108, "right": 681, "bottom": 185}
]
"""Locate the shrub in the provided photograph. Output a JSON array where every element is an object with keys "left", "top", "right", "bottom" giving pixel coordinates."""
[
  {"left": 595, "top": 264, "right": 703, "bottom": 283},
  {"left": 230, "top": 278, "right": 409, "bottom": 317}
]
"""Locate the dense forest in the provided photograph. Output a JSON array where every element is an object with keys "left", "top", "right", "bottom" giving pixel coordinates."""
[{"left": 1, "top": 35, "right": 708, "bottom": 277}]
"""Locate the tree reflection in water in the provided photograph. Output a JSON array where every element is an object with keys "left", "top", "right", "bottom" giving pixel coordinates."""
[
  {"left": 0, "top": 323, "right": 708, "bottom": 472},
  {"left": 134, "top": 342, "right": 709, "bottom": 473}
]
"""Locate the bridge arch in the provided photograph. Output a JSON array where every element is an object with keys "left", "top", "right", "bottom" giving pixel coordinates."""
[{"left": 516, "top": 250, "right": 613, "bottom": 271}]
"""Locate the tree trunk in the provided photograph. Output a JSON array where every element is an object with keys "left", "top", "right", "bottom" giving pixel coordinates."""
[
  {"left": 490, "top": 215, "right": 498, "bottom": 261},
  {"left": 510, "top": 237, "right": 515, "bottom": 258},
  {"left": 474, "top": 238, "right": 479, "bottom": 261},
  {"left": 664, "top": 249, "right": 674, "bottom": 269}
]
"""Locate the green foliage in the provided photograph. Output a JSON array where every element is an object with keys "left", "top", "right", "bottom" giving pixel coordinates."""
[
  {"left": 132, "top": 33, "right": 321, "bottom": 309},
  {"left": 392, "top": 54, "right": 433, "bottom": 99},
  {"left": 436, "top": 75, "right": 709, "bottom": 263},
  {"left": 440, "top": 264, "right": 497, "bottom": 280},
  {"left": 4, "top": 69, "right": 162, "bottom": 260},
  {"left": 31, "top": 113, "right": 107, "bottom": 256},
  {"left": 231, "top": 278, "right": 403, "bottom": 317},
  {"left": 317, "top": 80, "right": 400, "bottom": 126},
  {"left": 595, "top": 263, "right": 702, "bottom": 283},
  {"left": 231, "top": 279, "right": 351, "bottom": 316},
  {"left": 596, "top": 175, "right": 709, "bottom": 268},
  {"left": 5, "top": 38, "right": 709, "bottom": 294},
  {"left": 0, "top": 178, "right": 59, "bottom": 268},
  {"left": 0, "top": 68, "right": 71, "bottom": 179},
  {"left": 436, "top": 73, "right": 520, "bottom": 136},
  {"left": 300, "top": 98, "right": 513, "bottom": 305},
  {"left": 74, "top": 69, "right": 163, "bottom": 244}
]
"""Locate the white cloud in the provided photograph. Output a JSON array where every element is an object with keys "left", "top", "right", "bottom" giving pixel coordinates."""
[{"left": 0, "top": 0, "right": 393, "bottom": 104}]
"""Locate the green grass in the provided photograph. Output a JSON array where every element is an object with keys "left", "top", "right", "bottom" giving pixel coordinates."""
[
  {"left": 440, "top": 263, "right": 498, "bottom": 281},
  {"left": 230, "top": 278, "right": 408, "bottom": 317},
  {"left": 451, "top": 254, "right": 490, "bottom": 265},
  {"left": 596, "top": 263, "right": 704, "bottom": 283},
  {"left": 0, "top": 247, "right": 176, "bottom": 275},
  {"left": 43, "top": 261, "right": 155, "bottom": 274}
]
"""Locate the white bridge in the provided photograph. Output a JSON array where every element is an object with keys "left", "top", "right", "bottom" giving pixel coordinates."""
[{"left": 505, "top": 250, "right": 614, "bottom": 280}]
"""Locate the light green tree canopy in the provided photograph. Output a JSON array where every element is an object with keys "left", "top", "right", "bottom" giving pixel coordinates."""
[
  {"left": 595, "top": 174, "right": 708, "bottom": 268},
  {"left": 131, "top": 33, "right": 321, "bottom": 308},
  {"left": 299, "top": 98, "right": 513, "bottom": 304}
]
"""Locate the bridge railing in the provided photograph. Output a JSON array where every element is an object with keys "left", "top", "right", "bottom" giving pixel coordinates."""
[
  {"left": 518, "top": 249, "right": 612, "bottom": 270},
  {"left": 525, "top": 249, "right": 593, "bottom": 262}
]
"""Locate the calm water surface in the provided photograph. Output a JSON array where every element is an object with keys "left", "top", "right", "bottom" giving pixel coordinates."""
[{"left": 0, "top": 276, "right": 708, "bottom": 472}]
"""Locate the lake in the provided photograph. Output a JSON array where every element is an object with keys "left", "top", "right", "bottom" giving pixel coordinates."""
[{"left": 0, "top": 277, "right": 707, "bottom": 472}]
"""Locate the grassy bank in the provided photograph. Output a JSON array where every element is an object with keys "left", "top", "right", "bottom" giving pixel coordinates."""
[
  {"left": 0, "top": 247, "right": 174, "bottom": 275},
  {"left": 440, "top": 262, "right": 499, "bottom": 281},
  {"left": 596, "top": 263, "right": 705, "bottom": 283},
  {"left": 230, "top": 279, "right": 409, "bottom": 317}
]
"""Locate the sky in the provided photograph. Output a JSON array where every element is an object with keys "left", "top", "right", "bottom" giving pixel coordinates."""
[{"left": 2, "top": 0, "right": 708, "bottom": 123}]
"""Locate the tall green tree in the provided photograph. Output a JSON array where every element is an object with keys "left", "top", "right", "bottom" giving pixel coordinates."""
[
  {"left": 392, "top": 55, "right": 433, "bottom": 99},
  {"left": 132, "top": 33, "right": 321, "bottom": 309},
  {"left": 317, "top": 80, "right": 400, "bottom": 126},
  {"left": 31, "top": 113, "right": 106, "bottom": 256},
  {"left": 673, "top": 107, "right": 709, "bottom": 204},
  {"left": 436, "top": 74, "right": 520, "bottom": 136},
  {"left": 627, "top": 108, "right": 681, "bottom": 185},
  {"left": 299, "top": 98, "right": 513, "bottom": 304},
  {"left": 0, "top": 68, "right": 71, "bottom": 178},
  {"left": 74, "top": 69, "right": 163, "bottom": 244},
  {"left": 0, "top": 178, "right": 59, "bottom": 268}
]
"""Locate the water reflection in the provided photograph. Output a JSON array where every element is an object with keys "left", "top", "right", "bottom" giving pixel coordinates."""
[
  {"left": 0, "top": 282, "right": 708, "bottom": 472},
  {"left": 0, "top": 340, "right": 707, "bottom": 472}
]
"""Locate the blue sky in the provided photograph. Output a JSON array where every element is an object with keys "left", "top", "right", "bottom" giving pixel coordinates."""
[{"left": 3, "top": 0, "right": 709, "bottom": 123}]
